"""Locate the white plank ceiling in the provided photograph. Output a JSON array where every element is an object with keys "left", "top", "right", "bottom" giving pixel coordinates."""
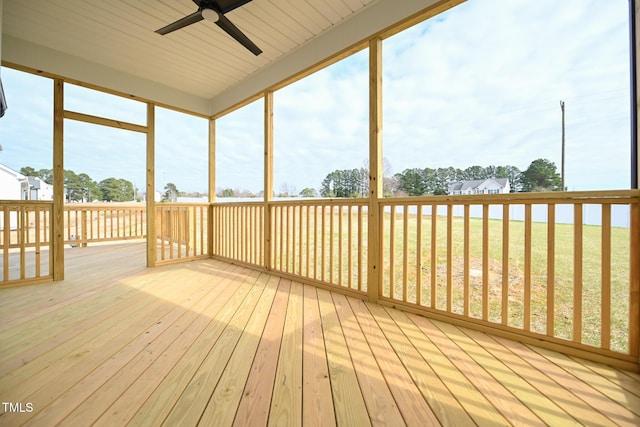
[{"left": 1, "top": 0, "right": 454, "bottom": 115}]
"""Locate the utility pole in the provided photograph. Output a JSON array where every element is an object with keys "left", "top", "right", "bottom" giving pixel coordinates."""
[{"left": 560, "top": 100, "right": 565, "bottom": 191}]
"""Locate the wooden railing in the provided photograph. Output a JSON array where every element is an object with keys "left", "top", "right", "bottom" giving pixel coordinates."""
[
  {"left": 3, "top": 192, "right": 638, "bottom": 368},
  {"left": 211, "top": 200, "right": 368, "bottom": 295},
  {"left": 211, "top": 203, "right": 264, "bottom": 267},
  {"left": 269, "top": 200, "right": 368, "bottom": 295},
  {"left": 0, "top": 201, "right": 53, "bottom": 285},
  {"left": 64, "top": 204, "right": 146, "bottom": 246},
  {"left": 155, "top": 203, "right": 209, "bottom": 264},
  {"left": 213, "top": 200, "right": 367, "bottom": 294},
  {"left": 1, "top": 202, "right": 146, "bottom": 286},
  {"left": 378, "top": 190, "right": 640, "bottom": 365}
]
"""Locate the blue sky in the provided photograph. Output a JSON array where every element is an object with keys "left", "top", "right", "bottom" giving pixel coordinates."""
[{"left": 0, "top": 0, "right": 633, "bottom": 195}]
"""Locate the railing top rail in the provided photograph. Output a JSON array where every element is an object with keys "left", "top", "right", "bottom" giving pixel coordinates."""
[
  {"left": 0, "top": 200, "right": 54, "bottom": 206},
  {"left": 211, "top": 199, "right": 368, "bottom": 207},
  {"left": 268, "top": 198, "right": 368, "bottom": 206},
  {"left": 64, "top": 204, "right": 146, "bottom": 210},
  {"left": 156, "top": 202, "right": 209, "bottom": 207},
  {"left": 381, "top": 189, "right": 640, "bottom": 206}
]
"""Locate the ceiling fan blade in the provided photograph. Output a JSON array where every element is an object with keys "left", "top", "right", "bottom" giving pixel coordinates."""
[
  {"left": 215, "top": 13, "right": 262, "bottom": 56},
  {"left": 156, "top": 11, "right": 204, "bottom": 35}
]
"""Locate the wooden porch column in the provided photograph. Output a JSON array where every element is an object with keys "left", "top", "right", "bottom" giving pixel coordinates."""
[
  {"left": 633, "top": 0, "right": 639, "bottom": 191},
  {"left": 368, "top": 37, "right": 383, "bottom": 303},
  {"left": 631, "top": 202, "right": 639, "bottom": 361},
  {"left": 208, "top": 118, "right": 216, "bottom": 257},
  {"left": 52, "top": 78, "right": 64, "bottom": 281},
  {"left": 631, "top": 0, "right": 640, "bottom": 362},
  {"left": 146, "top": 103, "right": 156, "bottom": 267},
  {"left": 264, "top": 91, "right": 274, "bottom": 271}
]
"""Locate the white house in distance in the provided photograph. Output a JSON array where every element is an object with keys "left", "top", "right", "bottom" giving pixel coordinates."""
[
  {"left": 0, "top": 163, "right": 53, "bottom": 201},
  {"left": 0, "top": 163, "right": 29, "bottom": 200},
  {"left": 27, "top": 176, "right": 54, "bottom": 200},
  {"left": 449, "top": 178, "right": 511, "bottom": 195}
]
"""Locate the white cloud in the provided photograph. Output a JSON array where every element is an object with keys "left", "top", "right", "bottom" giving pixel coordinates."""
[
  {"left": 0, "top": 0, "right": 632, "bottom": 194},
  {"left": 380, "top": 0, "right": 630, "bottom": 189}
]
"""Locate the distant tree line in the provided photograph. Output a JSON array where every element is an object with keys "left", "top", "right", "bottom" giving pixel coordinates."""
[
  {"left": 19, "top": 166, "right": 136, "bottom": 202},
  {"left": 317, "top": 158, "right": 562, "bottom": 198},
  {"left": 21, "top": 157, "right": 560, "bottom": 202},
  {"left": 394, "top": 164, "right": 522, "bottom": 196},
  {"left": 172, "top": 158, "right": 565, "bottom": 200}
]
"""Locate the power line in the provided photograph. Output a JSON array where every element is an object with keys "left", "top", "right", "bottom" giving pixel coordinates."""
[{"left": 560, "top": 100, "right": 566, "bottom": 191}]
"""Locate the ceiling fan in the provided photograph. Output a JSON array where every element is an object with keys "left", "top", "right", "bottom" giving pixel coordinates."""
[{"left": 155, "top": 0, "right": 262, "bottom": 56}]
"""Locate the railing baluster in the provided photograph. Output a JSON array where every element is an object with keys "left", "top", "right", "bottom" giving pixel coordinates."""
[
  {"left": 348, "top": 205, "right": 353, "bottom": 289},
  {"left": 524, "top": 204, "right": 532, "bottom": 331},
  {"left": 483, "top": 204, "right": 490, "bottom": 321},
  {"left": 416, "top": 205, "right": 422, "bottom": 306},
  {"left": 240, "top": 205, "right": 246, "bottom": 262},
  {"left": 321, "top": 205, "right": 326, "bottom": 282},
  {"left": 358, "top": 205, "right": 363, "bottom": 292},
  {"left": 502, "top": 204, "right": 510, "bottom": 326},
  {"left": 305, "top": 205, "right": 310, "bottom": 277},
  {"left": 279, "top": 205, "right": 284, "bottom": 271},
  {"left": 574, "top": 203, "right": 584, "bottom": 343},
  {"left": 329, "top": 205, "right": 334, "bottom": 284},
  {"left": 3, "top": 206, "right": 9, "bottom": 282},
  {"left": 19, "top": 207, "right": 26, "bottom": 279},
  {"left": 314, "top": 205, "right": 318, "bottom": 280},
  {"left": 287, "top": 206, "right": 292, "bottom": 272},
  {"left": 403, "top": 205, "right": 409, "bottom": 302},
  {"left": 103, "top": 209, "right": 107, "bottom": 240},
  {"left": 247, "top": 205, "right": 251, "bottom": 262},
  {"left": 601, "top": 204, "right": 612, "bottom": 350},
  {"left": 431, "top": 204, "right": 437, "bottom": 309},
  {"left": 297, "top": 206, "right": 302, "bottom": 275},
  {"left": 547, "top": 204, "right": 556, "bottom": 336},
  {"left": 216, "top": 206, "right": 221, "bottom": 257},
  {"left": 200, "top": 206, "right": 205, "bottom": 256},
  {"left": 447, "top": 205, "right": 453, "bottom": 312},
  {"left": 169, "top": 208, "right": 175, "bottom": 260},
  {"left": 464, "top": 204, "right": 470, "bottom": 316},
  {"left": 389, "top": 205, "right": 395, "bottom": 299},
  {"left": 227, "top": 206, "right": 232, "bottom": 260},
  {"left": 35, "top": 208, "right": 41, "bottom": 277},
  {"left": 259, "top": 205, "right": 263, "bottom": 265},
  {"left": 339, "top": 205, "right": 343, "bottom": 286}
]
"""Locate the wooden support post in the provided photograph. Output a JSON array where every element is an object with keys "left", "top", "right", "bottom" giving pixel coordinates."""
[
  {"left": 208, "top": 118, "right": 216, "bottom": 257},
  {"left": 264, "top": 91, "right": 274, "bottom": 270},
  {"left": 632, "top": 0, "right": 639, "bottom": 190},
  {"left": 52, "top": 78, "right": 64, "bottom": 281},
  {"left": 630, "top": 0, "right": 639, "bottom": 362},
  {"left": 631, "top": 202, "right": 639, "bottom": 359},
  {"left": 146, "top": 103, "right": 156, "bottom": 267},
  {"left": 368, "top": 37, "right": 383, "bottom": 303}
]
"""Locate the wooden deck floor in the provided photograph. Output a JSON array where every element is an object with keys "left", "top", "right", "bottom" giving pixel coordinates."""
[{"left": 1, "top": 243, "right": 639, "bottom": 426}]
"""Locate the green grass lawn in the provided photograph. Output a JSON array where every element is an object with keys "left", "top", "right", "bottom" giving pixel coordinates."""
[{"left": 380, "top": 211, "right": 631, "bottom": 353}]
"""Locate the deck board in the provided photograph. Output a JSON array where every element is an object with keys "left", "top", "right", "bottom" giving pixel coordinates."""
[
  {"left": 268, "top": 281, "right": 303, "bottom": 427},
  {"left": 302, "top": 284, "right": 336, "bottom": 427},
  {"left": 317, "top": 288, "right": 370, "bottom": 427},
  {"left": 1, "top": 242, "right": 639, "bottom": 426},
  {"left": 233, "top": 278, "right": 290, "bottom": 427}
]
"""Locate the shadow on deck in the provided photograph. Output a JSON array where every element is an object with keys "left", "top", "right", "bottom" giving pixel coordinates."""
[{"left": 1, "top": 242, "right": 639, "bottom": 426}]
